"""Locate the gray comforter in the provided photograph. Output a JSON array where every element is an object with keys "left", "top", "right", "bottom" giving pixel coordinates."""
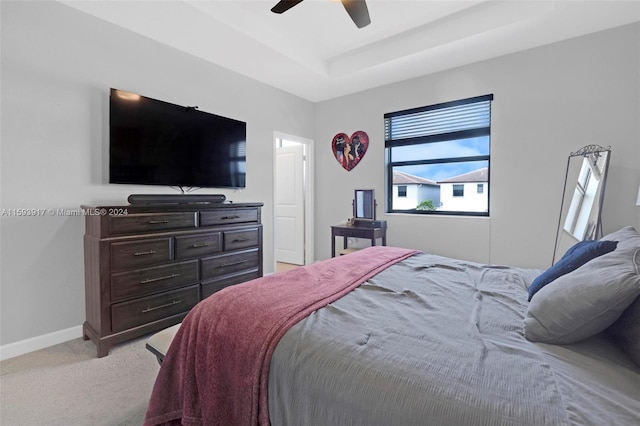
[{"left": 268, "top": 253, "right": 640, "bottom": 425}]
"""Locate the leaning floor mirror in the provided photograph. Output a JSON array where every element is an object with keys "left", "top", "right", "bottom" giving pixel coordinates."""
[{"left": 552, "top": 145, "right": 611, "bottom": 264}]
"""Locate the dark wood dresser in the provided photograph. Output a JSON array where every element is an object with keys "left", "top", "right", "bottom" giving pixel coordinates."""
[{"left": 82, "top": 202, "right": 263, "bottom": 357}]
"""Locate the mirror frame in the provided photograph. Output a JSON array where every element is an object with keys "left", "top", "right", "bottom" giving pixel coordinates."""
[
  {"left": 552, "top": 144, "right": 611, "bottom": 264},
  {"left": 353, "top": 189, "right": 376, "bottom": 220}
]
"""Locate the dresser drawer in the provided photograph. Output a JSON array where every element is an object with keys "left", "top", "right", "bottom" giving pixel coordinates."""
[
  {"left": 201, "top": 270, "right": 261, "bottom": 299},
  {"left": 200, "top": 208, "right": 258, "bottom": 227},
  {"left": 110, "top": 238, "right": 172, "bottom": 270},
  {"left": 111, "top": 260, "right": 199, "bottom": 302},
  {"left": 110, "top": 212, "right": 196, "bottom": 235},
  {"left": 175, "top": 233, "right": 222, "bottom": 260},
  {"left": 223, "top": 228, "right": 260, "bottom": 251},
  {"left": 201, "top": 248, "right": 260, "bottom": 280},
  {"left": 111, "top": 285, "right": 199, "bottom": 333}
]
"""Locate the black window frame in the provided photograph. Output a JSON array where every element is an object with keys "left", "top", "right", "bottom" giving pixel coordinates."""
[
  {"left": 398, "top": 185, "right": 407, "bottom": 197},
  {"left": 385, "top": 94, "right": 493, "bottom": 216},
  {"left": 453, "top": 184, "right": 465, "bottom": 197}
]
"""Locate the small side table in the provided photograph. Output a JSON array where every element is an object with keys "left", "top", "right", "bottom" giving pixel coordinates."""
[{"left": 331, "top": 221, "right": 387, "bottom": 257}]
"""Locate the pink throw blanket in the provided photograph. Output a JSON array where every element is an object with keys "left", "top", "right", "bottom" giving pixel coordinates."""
[{"left": 144, "top": 246, "right": 417, "bottom": 426}]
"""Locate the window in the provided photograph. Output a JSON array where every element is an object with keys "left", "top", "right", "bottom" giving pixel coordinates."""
[
  {"left": 385, "top": 94, "right": 493, "bottom": 215},
  {"left": 398, "top": 185, "right": 407, "bottom": 197},
  {"left": 564, "top": 159, "right": 593, "bottom": 239}
]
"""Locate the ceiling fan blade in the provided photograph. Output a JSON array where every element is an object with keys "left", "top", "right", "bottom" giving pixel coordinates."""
[
  {"left": 341, "top": 0, "right": 371, "bottom": 28},
  {"left": 271, "top": 0, "right": 305, "bottom": 14}
]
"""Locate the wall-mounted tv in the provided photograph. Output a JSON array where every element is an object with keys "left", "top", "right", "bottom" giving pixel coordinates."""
[{"left": 109, "top": 88, "right": 246, "bottom": 189}]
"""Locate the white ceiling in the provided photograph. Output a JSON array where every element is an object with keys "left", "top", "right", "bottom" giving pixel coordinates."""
[{"left": 61, "top": 0, "right": 640, "bottom": 102}]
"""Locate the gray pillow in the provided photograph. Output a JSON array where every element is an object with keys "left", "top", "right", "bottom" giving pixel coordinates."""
[
  {"left": 524, "top": 243, "right": 640, "bottom": 344},
  {"left": 598, "top": 227, "right": 640, "bottom": 365},
  {"left": 600, "top": 226, "right": 639, "bottom": 244},
  {"left": 607, "top": 295, "right": 640, "bottom": 367}
]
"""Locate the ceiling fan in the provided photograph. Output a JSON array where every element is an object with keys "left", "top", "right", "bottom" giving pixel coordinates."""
[{"left": 271, "top": 0, "right": 371, "bottom": 28}]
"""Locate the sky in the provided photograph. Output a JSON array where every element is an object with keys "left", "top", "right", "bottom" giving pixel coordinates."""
[{"left": 391, "top": 136, "right": 489, "bottom": 182}]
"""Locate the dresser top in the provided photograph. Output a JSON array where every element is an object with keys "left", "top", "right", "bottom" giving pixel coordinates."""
[{"left": 81, "top": 201, "right": 263, "bottom": 213}]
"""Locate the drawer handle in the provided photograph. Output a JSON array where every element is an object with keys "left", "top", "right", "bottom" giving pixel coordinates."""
[
  {"left": 232, "top": 238, "right": 251, "bottom": 243},
  {"left": 133, "top": 250, "right": 156, "bottom": 256},
  {"left": 142, "top": 299, "right": 181, "bottom": 313},
  {"left": 216, "top": 260, "right": 247, "bottom": 269},
  {"left": 140, "top": 273, "right": 180, "bottom": 284},
  {"left": 192, "top": 242, "right": 210, "bottom": 248},
  {"left": 221, "top": 215, "right": 240, "bottom": 220},
  {"left": 148, "top": 219, "right": 170, "bottom": 224}
]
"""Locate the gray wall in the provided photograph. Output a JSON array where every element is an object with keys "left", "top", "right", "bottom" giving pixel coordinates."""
[
  {"left": 0, "top": 1, "right": 314, "bottom": 346},
  {"left": 1, "top": 1, "right": 639, "bottom": 348},
  {"left": 314, "top": 22, "right": 640, "bottom": 267}
]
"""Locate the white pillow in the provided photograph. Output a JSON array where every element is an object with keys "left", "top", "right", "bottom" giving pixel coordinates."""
[{"left": 524, "top": 243, "right": 640, "bottom": 344}]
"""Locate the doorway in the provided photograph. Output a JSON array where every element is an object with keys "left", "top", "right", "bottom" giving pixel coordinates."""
[{"left": 273, "top": 132, "right": 314, "bottom": 272}]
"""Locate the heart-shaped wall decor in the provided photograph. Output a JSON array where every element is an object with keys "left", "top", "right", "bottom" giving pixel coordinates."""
[{"left": 331, "top": 131, "right": 369, "bottom": 171}]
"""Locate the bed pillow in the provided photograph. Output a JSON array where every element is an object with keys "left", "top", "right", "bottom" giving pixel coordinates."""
[
  {"left": 602, "top": 229, "right": 640, "bottom": 366},
  {"left": 601, "top": 226, "right": 640, "bottom": 257},
  {"left": 607, "top": 295, "right": 640, "bottom": 367},
  {"left": 600, "top": 226, "right": 639, "bottom": 244},
  {"left": 527, "top": 239, "right": 618, "bottom": 301},
  {"left": 524, "top": 243, "right": 640, "bottom": 344}
]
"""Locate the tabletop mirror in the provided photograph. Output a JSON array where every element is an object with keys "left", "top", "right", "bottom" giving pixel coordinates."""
[
  {"left": 552, "top": 145, "right": 611, "bottom": 264},
  {"left": 353, "top": 189, "right": 376, "bottom": 220}
]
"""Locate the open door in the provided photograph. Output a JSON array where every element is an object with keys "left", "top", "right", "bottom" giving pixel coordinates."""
[{"left": 275, "top": 144, "right": 305, "bottom": 265}]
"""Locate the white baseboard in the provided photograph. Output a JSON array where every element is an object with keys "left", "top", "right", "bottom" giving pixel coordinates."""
[{"left": 0, "top": 325, "right": 83, "bottom": 361}]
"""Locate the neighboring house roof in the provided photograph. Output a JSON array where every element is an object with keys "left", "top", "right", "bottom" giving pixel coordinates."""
[
  {"left": 438, "top": 167, "right": 488, "bottom": 183},
  {"left": 393, "top": 171, "right": 438, "bottom": 186}
]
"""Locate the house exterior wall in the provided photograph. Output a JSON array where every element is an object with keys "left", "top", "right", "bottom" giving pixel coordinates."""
[
  {"left": 392, "top": 184, "right": 440, "bottom": 209},
  {"left": 439, "top": 182, "right": 488, "bottom": 212}
]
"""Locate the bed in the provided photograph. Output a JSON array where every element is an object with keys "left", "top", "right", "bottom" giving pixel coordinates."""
[{"left": 144, "top": 227, "right": 640, "bottom": 426}]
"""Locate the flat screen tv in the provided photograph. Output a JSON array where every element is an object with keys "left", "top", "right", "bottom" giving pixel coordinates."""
[{"left": 109, "top": 88, "right": 246, "bottom": 189}]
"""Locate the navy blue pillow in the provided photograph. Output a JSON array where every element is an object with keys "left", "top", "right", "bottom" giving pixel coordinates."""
[{"left": 528, "top": 239, "right": 618, "bottom": 301}]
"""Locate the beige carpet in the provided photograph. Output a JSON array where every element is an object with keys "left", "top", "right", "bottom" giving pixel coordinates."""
[{"left": 0, "top": 335, "right": 159, "bottom": 425}]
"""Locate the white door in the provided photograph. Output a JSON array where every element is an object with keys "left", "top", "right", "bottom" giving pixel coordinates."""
[{"left": 275, "top": 144, "right": 305, "bottom": 265}]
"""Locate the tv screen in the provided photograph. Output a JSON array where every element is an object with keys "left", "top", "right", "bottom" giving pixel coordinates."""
[{"left": 109, "top": 89, "right": 246, "bottom": 189}]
